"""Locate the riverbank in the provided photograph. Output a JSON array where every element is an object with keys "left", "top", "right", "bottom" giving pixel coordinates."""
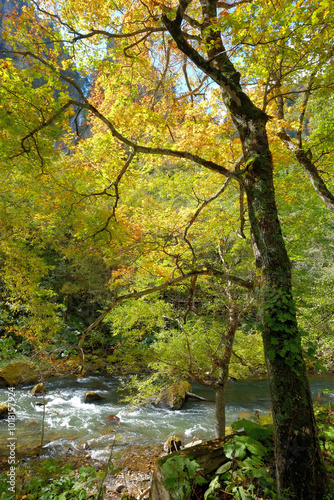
[
  {"left": 0, "top": 443, "right": 163, "bottom": 500},
  {"left": 1, "top": 371, "right": 333, "bottom": 466},
  {"left": 3, "top": 401, "right": 333, "bottom": 500}
]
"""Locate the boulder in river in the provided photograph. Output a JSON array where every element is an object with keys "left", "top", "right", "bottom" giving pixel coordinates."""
[
  {"left": 0, "top": 361, "right": 38, "bottom": 386},
  {"left": 156, "top": 381, "right": 191, "bottom": 410},
  {"left": 0, "top": 403, "right": 9, "bottom": 419},
  {"left": 105, "top": 414, "right": 120, "bottom": 423},
  {"left": 84, "top": 391, "right": 104, "bottom": 403},
  {"left": 30, "top": 382, "right": 46, "bottom": 395}
]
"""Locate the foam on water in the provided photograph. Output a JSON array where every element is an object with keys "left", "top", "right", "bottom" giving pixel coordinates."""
[{"left": 0, "top": 373, "right": 333, "bottom": 461}]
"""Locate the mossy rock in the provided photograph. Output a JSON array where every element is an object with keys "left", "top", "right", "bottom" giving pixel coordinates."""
[
  {"left": 0, "top": 361, "right": 38, "bottom": 386},
  {"left": 156, "top": 381, "right": 192, "bottom": 410},
  {"left": 84, "top": 391, "right": 104, "bottom": 403},
  {"left": 0, "top": 403, "right": 9, "bottom": 419},
  {"left": 30, "top": 382, "right": 46, "bottom": 396}
]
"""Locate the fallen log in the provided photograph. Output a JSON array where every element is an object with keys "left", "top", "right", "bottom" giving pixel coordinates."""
[
  {"left": 149, "top": 434, "right": 237, "bottom": 500},
  {"left": 185, "top": 390, "right": 211, "bottom": 402}
]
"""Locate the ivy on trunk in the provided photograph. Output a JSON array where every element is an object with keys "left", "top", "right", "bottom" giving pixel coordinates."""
[{"left": 163, "top": 1, "right": 328, "bottom": 497}]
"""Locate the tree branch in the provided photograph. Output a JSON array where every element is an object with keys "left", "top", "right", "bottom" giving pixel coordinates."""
[
  {"left": 111, "top": 149, "right": 136, "bottom": 217},
  {"left": 217, "top": 0, "right": 253, "bottom": 8},
  {"left": 2, "top": 49, "right": 239, "bottom": 179},
  {"left": 297, "top": 71, "right": 317, "bottom": 148},
  {"left": 77, "top": 268, "right": 254, "bottom": 348},
  {"left": 20, "top": 101, "right": 77, "bottom": 152},
  {"left": 278, "top": 130, "right": 334, "bottom": 213},
  {"left": 72, "top": 27, "right": 166, "bottom": 43},
  {"left": 183, "top": 177, "right": 231, "bottom": 256}
]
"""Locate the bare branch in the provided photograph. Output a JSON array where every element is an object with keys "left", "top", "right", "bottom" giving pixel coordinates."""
[
  {"left": 184, "top": 275, "right": 197, "bottom": 323},
  {"left": 151, "top": 37, "right": 172, "bottom": 110},
  {"left": 72, "top": 27, "right": 166, "bottom": 43},
  {"left": 20, "top": 101, "right": 76, "bottom": 152},
  {"left": 217, "top": 0, "right": 253, "bottom": 8},
  {"left": 112, "top": 149, "right": 136, "bottom": 217},
  {"left": 31, "top": 0, "right": 79, "bottom": 36},
  {"left": 183, "top": 177, "right": 231, "bottom": 257},
  {"left": 75, "top": 149, "right": 136, "bottom": 238},
  {"left": 72, "top": 100, "right": 236, "bottom": 178},
  {"left": 297, "top": 71, "right": 317, "bottom": 148},
  {"left": 124, "top": 31, "right": 157, "bottom": 57},
  {"left": 31, "top": 0, "right": 166, "bottom": 43},
  {"left": 173, "top": 75, "right": 208, "bottom": 101},
  {"left": 265, "top": 86, "right": 322, "bottom": 108}
]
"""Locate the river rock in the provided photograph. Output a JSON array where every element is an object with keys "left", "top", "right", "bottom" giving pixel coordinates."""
[
  {"left": 30, "top": 382, "right": 45, "bottom": 395},
  {"left": 82, "top": 441, "right": 91, "bottom": 450},
  {"left": 84, "top": 391, "right": 104, "bottom": 403},
  {"left": 25, "top": 419, "right": 39, "bottom": 426},
  {"left": 156, "top": 381, "right": 191, "bottom": 410},
  {"left": 0, "top": 361, "right": 38, "bottom": 386},
  {"left": 115, "top": 483, "right": 126, "bottom": 493},
  {"left": 105, "top": 414, "right": 120, "bottom": 423},
  {"left": 0, "top": 403, "right": 9, "bottom": 419}
]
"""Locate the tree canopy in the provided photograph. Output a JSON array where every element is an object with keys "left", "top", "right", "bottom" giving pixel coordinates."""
[{"left": 1, "top": 0, "right": 334, "bottom": 498}]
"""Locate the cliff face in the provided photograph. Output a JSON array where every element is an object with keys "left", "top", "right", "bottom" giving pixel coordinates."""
[
  {"left": 0, "top": 0, "right": 26, "bottom": 66},
  {"left": 0, "top": 0, "right": 91, "bottom": 138}
]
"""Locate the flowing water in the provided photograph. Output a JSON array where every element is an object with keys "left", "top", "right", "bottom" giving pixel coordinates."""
[{"left": 1, "top": 373, "right": 333, "bottom": 462}]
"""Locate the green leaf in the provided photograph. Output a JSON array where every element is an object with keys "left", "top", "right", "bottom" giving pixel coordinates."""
[
  {"left": 216, "top": 461, "right": 233, "bottom": 475},
  {"left": 204, "top": 476, "right": 221, "bottom": 500}
]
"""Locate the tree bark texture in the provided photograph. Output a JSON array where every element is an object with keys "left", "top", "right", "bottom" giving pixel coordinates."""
[
  {"left": 164, "top": 1, "right": 328, "bottom": 497},
  {"left": 243, "top": 127, "right": 327, "bottom": 499},
  {"left": 214, "top": 385, "right": 226, "bottom": 439}
]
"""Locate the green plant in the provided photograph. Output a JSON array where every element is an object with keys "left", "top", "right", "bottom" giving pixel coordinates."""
[
  {"left": 314, "top": 403, "right": 334, "bottom": 472},
  {"left": 161, "top": 455, "right": 207, "bottom": 500},
  {"left": 0, "top": 471, "right": 14, "bottom": 500},
  {"left": 15, "top": 460, "right": 98, "bottom": 500},
  {"left": 0, "top": 336, "right": 16, "bottom": 361},
  {"left": 39, "top": 466, "right": 97, "bottom": 500},
  {"left": 94, "top": 436, "right": 123, "bottom": 500},
  {"left": 204, "top": 421, "right": 276, "bottom": 500}
]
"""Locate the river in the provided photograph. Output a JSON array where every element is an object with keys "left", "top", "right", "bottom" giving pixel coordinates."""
[{"left": 0, "top": 373, "right": 333, "bottom": 462}]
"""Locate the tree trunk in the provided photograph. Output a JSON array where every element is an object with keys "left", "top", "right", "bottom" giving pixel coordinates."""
[
  {"left": 215, "top": 303, "right": 239, "bottom": 438},
  {"left": 163, "top": 2, "right": 328, "bottom": 496},
  {"left": 215, "top": 384, "right": 226, "bottom": 439},
  {"left": 243, "top": 121, "right": 327, "bottom": 499}
]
